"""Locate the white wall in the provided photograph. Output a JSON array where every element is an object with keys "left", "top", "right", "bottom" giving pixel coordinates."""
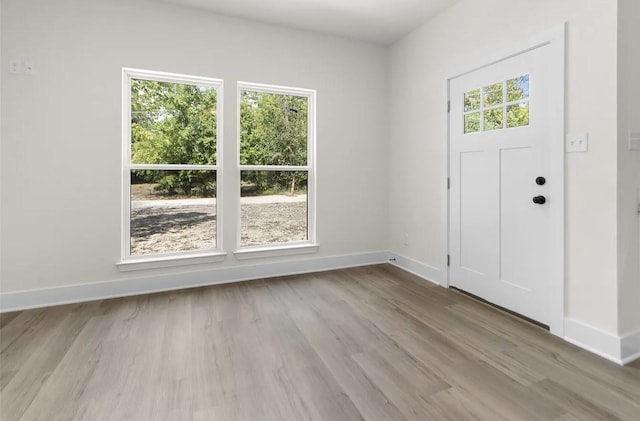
[
  {"left": 0, "top": 0, "right": 389, "bottom": 294},
  {"left": 389, "top": 0, "right": 620, "bottom": 333},
  {"left": 617, "top": 0, "right": 640, "bottom": 336}
]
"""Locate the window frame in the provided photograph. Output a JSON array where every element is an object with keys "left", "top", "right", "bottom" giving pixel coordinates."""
[
  {"left": 235, "top": 81, "right": 317, "bottom": 257},
  {"left": 118, "top": 68, "right": 225, "bottom": 270}
]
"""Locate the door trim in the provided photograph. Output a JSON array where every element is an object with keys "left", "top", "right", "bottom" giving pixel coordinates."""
[{"left": 445, "top": 24, "right": 566, "bottom": 336}]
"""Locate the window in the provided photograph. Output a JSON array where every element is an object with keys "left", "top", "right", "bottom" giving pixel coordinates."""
[
  {"left": 464, "top": 74, "right": 530, "bottom": 134},
  {"left": 120, "top": 69, "right": 224, "bottom": 268},
  {"left": 237, "top": 83, "right": 316, "bottom": 253}
]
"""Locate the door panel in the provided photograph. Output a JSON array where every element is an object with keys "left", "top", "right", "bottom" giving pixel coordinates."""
[
  {"left": 449, "top": 42, "right": 559, "bottom": 326},
  {"left": 499, "top": 146, "right": 536, "bottom": 291},
  {"left": 460, "top": 151, "right": 491, "bottom": 275}
]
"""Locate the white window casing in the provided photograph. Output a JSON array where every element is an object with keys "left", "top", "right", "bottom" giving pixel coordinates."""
[
  {"left": 235, "top": 82, "right": 318, "bottom": 258},
  {"left": 118, "top": 68, "right": 225, "bottom": 271}
]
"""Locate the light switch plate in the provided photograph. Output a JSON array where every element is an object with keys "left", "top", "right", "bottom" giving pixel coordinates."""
[
  {"left": 629, "top": 131, "right": 640, "bottom": 151},
  {"left": 566, "top": 133, "right": 588, "bottom": 153}
]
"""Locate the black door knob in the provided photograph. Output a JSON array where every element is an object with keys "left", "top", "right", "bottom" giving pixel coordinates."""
[
  {"left": 533, "top": 195, "right": 546, "bottom": 205},
  {"left": 536, "top": 176, "right": 546, "bottom": 185}
]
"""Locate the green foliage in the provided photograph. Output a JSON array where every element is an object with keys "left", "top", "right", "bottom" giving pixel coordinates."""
[
  {"left": 241, "top": 171, "right": 308, "bottom": 197},
  {"left": 464, "top": 113, "right": 480, "bottom": 133},
  {"left": 132, "top": 169, "right": 216, "bottom": 197},
  {"left": 507, "top": 103, "right": 529, "bottom": 128},
  {"left": 483, "top": 82, "right": 503, "bottom": 107},
  {"left": 506, "top": 74, "right": 529, "bottom": 128},
  {"left": 130, "top": 80, "right": 310, "bottom": 197},
  {"left": 240, "top": 91, "right": 308, "bottom": 193},
  {"left": 484, "top": 108, "right": 503, "bottom": 131},
  {"left": 464, "top": 89, "right": 480, "bottom": 112},
  {"left": 506, "top": 75, "right": 529, "bottom": 101},
  {"left": 131, "top": 79, "right": 217, "bottom": 196}
]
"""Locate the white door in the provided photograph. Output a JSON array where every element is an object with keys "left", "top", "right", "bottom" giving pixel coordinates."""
[{"left": 448, "top": 36, "right": 564, "bottom": 328}]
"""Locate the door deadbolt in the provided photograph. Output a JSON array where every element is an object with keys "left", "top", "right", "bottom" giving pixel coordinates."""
[
  {"left": 532, "top": 195, "right": 546, "bottom": 205},
  {"left": 536, "top": 176, "right": 546, "bottom": 186}
]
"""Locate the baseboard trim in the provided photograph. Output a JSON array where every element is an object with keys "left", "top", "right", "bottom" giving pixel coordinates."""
[
  {"left": 4, "top": 251, "right": 637, "bottom": 367},
  {"left": 564, "top": 318, "right": 630, "bottom": 365},
  {"left": 0, "top": 251, "right": 389, "bottom": 313},
  {"left": 387, "top": 252, "right": 443, "bottom": 286},
  {"left": 621, "top": 328, "right": 640, "bottom": 364}
]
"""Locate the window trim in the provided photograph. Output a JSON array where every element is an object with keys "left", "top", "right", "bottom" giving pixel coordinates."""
[
  {"left": 117, "top": 251, "right": 227, "bottom": 272},
  {"left": 236, "top": 81, "right": 317, "bottom": 254},
  {"left": 119, "top": 68, "right": 224, "bottom": 269}
]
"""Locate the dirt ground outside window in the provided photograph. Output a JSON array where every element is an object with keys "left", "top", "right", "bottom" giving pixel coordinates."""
[{"left": 130, "top": 184, "right": 307, "bottom": 255}]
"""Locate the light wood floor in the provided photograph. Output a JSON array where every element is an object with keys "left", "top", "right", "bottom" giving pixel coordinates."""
[{"left": 1, "top": 264, "right": 639, "bottom": 420}]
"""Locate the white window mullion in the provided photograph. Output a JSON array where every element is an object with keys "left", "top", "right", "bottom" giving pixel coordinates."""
[
  {"left": 238, "top": 165, "right": 310, "bottom": 172},
  {"left": 130, "top": 164, "right": 219, "bottom": 171}
]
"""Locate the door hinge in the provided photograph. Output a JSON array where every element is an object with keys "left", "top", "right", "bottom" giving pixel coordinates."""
[
  {"left": 447, "top": 254, "right": 450, "bottom": 267},
  {"left": 447, "top": 100, "right": 451, "bottom": 113},
  {"left": 447, "top": 177, "right": 450, "bottom": 190}
]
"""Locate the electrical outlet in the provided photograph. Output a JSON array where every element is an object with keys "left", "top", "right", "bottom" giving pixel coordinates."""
[
  {"left": 9, "top": 60, "right": 22, "bottom": 74},
  {"left": 566, "top": 133, "right": 588, "bottom": 153}
]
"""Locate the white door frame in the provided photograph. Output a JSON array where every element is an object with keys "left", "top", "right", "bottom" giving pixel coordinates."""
[{"left": 445, "top": 24, "right": 566, "bottom": 336}]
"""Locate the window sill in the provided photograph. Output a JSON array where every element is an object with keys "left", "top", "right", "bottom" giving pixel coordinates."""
[
  {"left": 233, "top": 243, "right": 320, "bottom": 260},
  {"left": 117, "top": 251, "right": 227, "bottom": 272}
]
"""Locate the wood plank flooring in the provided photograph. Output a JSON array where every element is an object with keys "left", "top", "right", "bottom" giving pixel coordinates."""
[{"left": 1, "top": 264, "right": 639, "bottom": 420}]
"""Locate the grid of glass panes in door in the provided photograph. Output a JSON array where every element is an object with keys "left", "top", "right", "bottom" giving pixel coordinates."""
[{"left": 463, "top": 74, "right": 530, "bottom": 134}]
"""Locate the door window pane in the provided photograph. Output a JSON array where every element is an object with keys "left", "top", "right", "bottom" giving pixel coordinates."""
[
  {"left": 464, "top": 112, "right": 481, "bottom": 133},
  {"left": 507, "top": 103, "right": 529, "bottom": 128},
  {"left": 484, "top": 108, "right": 503, "bottom": 131},
  {"left": 483, "top": 82, "right": 503, "bottom": 107},
  {"left": 464, "top": 89, "right": 481, "bottom": 112},
  {"left": 507, "top": 75, "right": 530, "bottom": 102}
]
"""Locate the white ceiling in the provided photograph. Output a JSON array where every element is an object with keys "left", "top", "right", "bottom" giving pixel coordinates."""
[{"left": 161, "top": 0, "right": 460, "bottom": 44}]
